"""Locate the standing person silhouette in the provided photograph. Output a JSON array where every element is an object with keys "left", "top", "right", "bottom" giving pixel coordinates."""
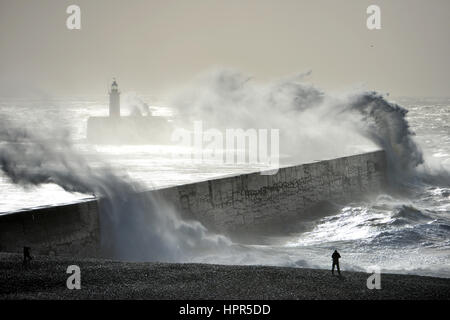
[
  {"left": 331, "top": 250, "right": 341, "bottom": 275},
  {"left": 23, "top": 246, "right": 32, "bottom": 267}
]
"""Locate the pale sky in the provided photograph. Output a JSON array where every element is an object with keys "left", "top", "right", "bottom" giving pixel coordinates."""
[{"left": 0, "top": 0, "right": 449, "bottom": 97}]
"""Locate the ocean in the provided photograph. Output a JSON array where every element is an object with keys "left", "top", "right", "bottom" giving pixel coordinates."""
[{"left": 0, "top": 94, "right": 449, "bottom": 278}]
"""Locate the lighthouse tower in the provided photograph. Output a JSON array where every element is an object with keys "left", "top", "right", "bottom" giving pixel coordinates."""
[{"left": 109, "top": 79, "right": 120, "bottom": 117}]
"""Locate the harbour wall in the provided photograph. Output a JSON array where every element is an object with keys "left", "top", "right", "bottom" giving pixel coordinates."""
[
  {"left": 87, "top": 116, "right": 172, "bottom": 144},
  {"left": 0, "top": 150, "right": 387, "bottom": 257},
  {"left": 0, "top": 201, "right": 101, "bottom": 257}
]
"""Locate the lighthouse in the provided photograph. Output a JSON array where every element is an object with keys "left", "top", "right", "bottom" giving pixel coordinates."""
[
  {"left": 87, "top": 78, "right": 172, "bottom": 143},
  {"left": 109, "top": 79, "right": 120, "bottom": 117}
]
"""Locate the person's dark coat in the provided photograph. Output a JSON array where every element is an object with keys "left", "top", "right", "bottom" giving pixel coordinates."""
[{"left": 332, "top": 250, "right": 341, "bottom": 262}]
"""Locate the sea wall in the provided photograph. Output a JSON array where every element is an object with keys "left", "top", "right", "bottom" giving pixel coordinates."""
[
  {"left": 87, "top": 116, "right": 172, "bottom": 144},
  {"left": 155, "top": 150, "right": 387, "bottom": 235},
  {"left": 0, "top": 150, "right": 387, "bottom": 257},
  {"left": 0, "top": 201, "right": 100, "bottom": 257}
]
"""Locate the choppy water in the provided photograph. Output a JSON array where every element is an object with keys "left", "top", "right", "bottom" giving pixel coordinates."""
[
  {"left": 0, "top": 96, "right": 449, "bottom": 278},
  {"left": 0, "top": 96, "right": 278, "bottom": 212}
]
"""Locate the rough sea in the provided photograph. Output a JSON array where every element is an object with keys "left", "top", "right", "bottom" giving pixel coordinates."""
[{"left": 0, "top": 94, "right": 449, "bottom": 278}]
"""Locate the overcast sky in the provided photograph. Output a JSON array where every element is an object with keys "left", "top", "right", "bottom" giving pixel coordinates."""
[{"left": 0, "top": 0, "right": 449, "bottom": 98}]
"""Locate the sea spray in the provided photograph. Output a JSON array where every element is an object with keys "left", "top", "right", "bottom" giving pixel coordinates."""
[
  {"left": 0, "top": 69, "right": 445, "bottom": 269},
  {"left": 169, "top": 69, "right": 425, "bottom": 183},
  {"left": 344, "top": 92, "right": 424, "bottom": 183},
  {"left": 0, "top": 119, "right": 231, "bottom": 261}
]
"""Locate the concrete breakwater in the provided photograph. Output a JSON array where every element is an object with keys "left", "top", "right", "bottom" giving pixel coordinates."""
[
  {"left": 0, "top": 150, "right": 387, "bottom": 257},
  {"left": 0, "top": 201, "right": 101, "bottom": 258}
]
